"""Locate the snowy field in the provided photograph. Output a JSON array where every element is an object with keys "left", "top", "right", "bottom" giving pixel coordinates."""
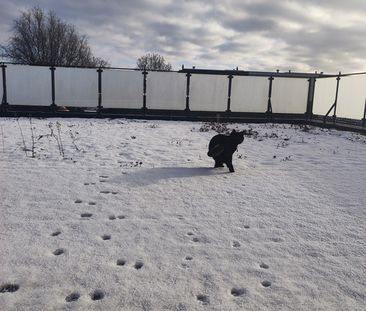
[{"left": 0, "top": 118, "right": 365, "bottom": 311}]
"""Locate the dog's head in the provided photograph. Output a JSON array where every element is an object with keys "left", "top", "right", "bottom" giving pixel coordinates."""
[{"left": 230, "top": 129, "right": 244, "bottom": 145}]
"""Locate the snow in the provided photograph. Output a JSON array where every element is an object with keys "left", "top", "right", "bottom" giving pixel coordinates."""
[{"left": 0, "top": 118, "right": 365, "bottom": 311}]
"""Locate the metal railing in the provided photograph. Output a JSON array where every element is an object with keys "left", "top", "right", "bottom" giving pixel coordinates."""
[{"left": 1, "top": 62, "right": 365, "bottom": 130}]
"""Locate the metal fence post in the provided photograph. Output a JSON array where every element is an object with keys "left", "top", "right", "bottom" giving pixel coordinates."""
[
  {"left": 333, "top": 72, "right": 341, "bottom": 123},
  {"left": 97, "top": 67, "right": 103, "bottom": 110},
  {"left": 185, "top": 73, "right": 191, "bottom": 111},
  {"left": 324, "top": 72, "right": 341, "bottom": 124},
  {"left": 306, "top": 78, "right": 316, "bottom": 120},
  {"left": 1, "top": 63, "right": 8, "bottom": 106},
  {"left": 226, "top": 75, "right": 233, "bottom": 112},
  {"left": 267, "top": 76, "right": 274, "bottom": 118},
  {"left": 142, "top": 70, "right": 148, "bottom": 110},
  {"left": 49, "top": 66, "right": 56, "bottom": 107},
  {"left": 363, "top": 98, "right": 366, "bottom": 127}
]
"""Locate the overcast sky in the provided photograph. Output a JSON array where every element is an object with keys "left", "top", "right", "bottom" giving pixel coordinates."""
[{"left": 1, "top": 0, "right": 365, "bottom": 73}]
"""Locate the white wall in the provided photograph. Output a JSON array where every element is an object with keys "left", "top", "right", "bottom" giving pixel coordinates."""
[
  {"left": 271, "top": 77, "right": 309, "bottom": 113},
  {"left": 102, "top": 69, "right": 142, "bottom": 109},
  {"left": 230, "top": 76, "right": 269, "bottom": 112},
  {"left": 189, "top": 74, "right": 228, "bottom": 111},
  {"left": 55, "top": 67, "right": 98, "bottom": 107},
  {"left": 313, "top": 78, "right": 338, "bottom": 115},
  {"left": 336, "top": 75, "right": 366, "bottom": 120},
  {"left": 147, "top": 71, "right": 186, "bottom": 110},
  {"left": 6, "top": 64, "right": 52, "bottom": 106}
]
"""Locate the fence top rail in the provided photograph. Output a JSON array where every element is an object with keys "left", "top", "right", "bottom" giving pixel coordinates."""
[
  {"left": 179, "top": 68, "right": 338, "bottom": 79},
  {"left": 338, "top": 71, "right": 366, "bottom": 78},
  {"left": 180, "top": 68, "right": 366, "bottom": 79},
  {"left": 1, "top": 61, "right": 366, "bottom": 79},
  {"left": 0, "top": 62, "right": 180, "bottom": 73}
]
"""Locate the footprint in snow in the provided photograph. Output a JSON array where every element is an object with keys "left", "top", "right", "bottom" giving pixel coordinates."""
[
  {"left": 231, "top": 287, "right": 247, "bottom": 297},
  {"left": 65, "top": 292, "right": 80, "bottom": 302},
  {"left": 0, "top": 284, "right": 19, "bottom": 293},
  {"left": 53, "top": 248, "right": 65, "bottom": 256},
  {"left": 101, "top": 234, "right": 111, "bottom": 240},
  {"left": 116, "top": 259, "right": 126, "bottom": 266},
  {"left": 81, "top": 213, "right": 93, "bottom": 218},
  {"left": 134, "top": 261, "right": 144, "bottom": 270},
  {"left": 192, "top": 236, "right": 209, "bottom": 243},
  {"left": 90, "top": 289, "right": 105, "bottom": 301},
  {"left": 232, "top": 241, "right": 241, "bottom": 248},
  {"left": 270, "top": 237, "right": 283, "bottom": 243},
  {"left": 261, "top": 280, "right": 271, "bottom": 287},
  {"left": 196, "top": 294, "right": 209, "bottom": 305},
  {"left": 51, "top": 231, "right": 61, "bottom": 237}
]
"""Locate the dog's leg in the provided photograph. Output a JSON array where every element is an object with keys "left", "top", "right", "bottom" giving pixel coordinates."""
[
  {"left": 214, "top": 160, "right": 224, "bottom": 168},
  {"left": 225, "top": 160, "right": 235, "bottom": 172}
]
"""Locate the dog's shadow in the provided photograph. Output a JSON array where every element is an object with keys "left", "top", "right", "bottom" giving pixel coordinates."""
[{"left": 109, "top": 166, "right": 228, "bottom": 186}]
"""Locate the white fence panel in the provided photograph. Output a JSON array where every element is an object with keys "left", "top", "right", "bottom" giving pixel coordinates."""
[
  {"left": 103, "top": 69, "right": 142, "bottom": 109},
  {"left": 313, "top": 78, "right": 337, "bottom": 115},
  {"left": 271, "top": 78, "right": 308, "bottom": 113},
  {"left": 55, "top": 67, "right": 97, "bottom": 107},
  {"left": 337, "top": 75, "right": 366, "bottom": 120},
  {"left": 230, "top": 76, "right": 268, "bottom": 112},
  {"left": 147, "top": 72, "right": 186, "bottom": 110},
  {"left": 6, "top": 65, "right": 51, "bottom": 106},
  {"left": 189, "top": 74, "right": 228, "bottom": 111}
]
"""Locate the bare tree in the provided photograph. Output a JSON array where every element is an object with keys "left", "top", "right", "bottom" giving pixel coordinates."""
[
  {"left": 0, "top": 6, "right": 109, "bottom": 67},
  {"left": 136, "top": 53, "right": 172, "bottom": 71}
]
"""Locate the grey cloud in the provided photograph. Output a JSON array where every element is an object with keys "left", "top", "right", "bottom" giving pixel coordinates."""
[
  {"left": 224, "top": 18, "right": 276, "bottom": 33},
  {"left": 0, "top": 0, "right": 365, "bottom": 73}
]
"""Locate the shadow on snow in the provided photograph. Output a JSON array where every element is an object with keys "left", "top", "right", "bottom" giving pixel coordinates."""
[{"left": 109, "top": 166, "right": 229, "bottom": 186}]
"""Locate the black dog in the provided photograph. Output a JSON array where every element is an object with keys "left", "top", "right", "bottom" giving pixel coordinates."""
[{"left": 207, "top": 130, "right": 244, "bottom": 172}]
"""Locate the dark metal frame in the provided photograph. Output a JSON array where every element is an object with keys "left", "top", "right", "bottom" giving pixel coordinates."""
[
  {"left": 1, "top": 63, "right": 8, "bottom": 105},
  {"left": 363, "top": 99, "right": 366, "bottom": 127},
  {"left": 226, "top": 75, "right": 233, "bottom": 112},
  {"left": 142, "top": 70, "right": 148, "bottom": 111},
  {"left": 185, "top": 73, "right": 191, "bottom": 111},
  {"left": 323, "top": 72, "right": 341, "bottom": 124},
  {"left": 267, "top": 76, "right": 274, "bottom": 119},
  {"left": 97, "top": 67, "right": 103, "bottom": 111},
  {"left": 1, "top": 63, "right": 365, "bottom": 133},
  {"left": 306, "top": 78, "right": 316, "bottom": 120},
  {"left": 50, "top": 66, "right": 56, "bottom": 108}
]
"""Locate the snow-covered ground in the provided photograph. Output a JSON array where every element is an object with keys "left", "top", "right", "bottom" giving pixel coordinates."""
[{"left": 0, "top": 118, "right": 365, "bottom": 311}]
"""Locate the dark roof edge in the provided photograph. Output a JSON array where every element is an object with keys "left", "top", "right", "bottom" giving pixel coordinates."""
[{"left": 178, "top": 68, "right": 338, "bottom": 78}]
